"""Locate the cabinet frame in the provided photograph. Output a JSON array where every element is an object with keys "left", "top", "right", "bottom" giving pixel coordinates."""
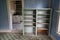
[{"left": 23, "top": 8, "right": 52, "bottom": 36}]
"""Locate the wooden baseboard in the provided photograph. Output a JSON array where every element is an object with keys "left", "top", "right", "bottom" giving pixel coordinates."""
[
  {"left": 0, "top": 30, "right": 11, "bottom": 33},
  {"left": 50, "top": 34, "right": 56, "bottom": 40},
  {"left": 0, "top": 30, "right": 23, "bottom": 34}
]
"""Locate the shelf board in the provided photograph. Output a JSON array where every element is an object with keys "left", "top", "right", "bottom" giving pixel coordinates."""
[
  {"left": 24, "top": 20, "right": 33, "bottom": 22},
  {"left": 37, "top": 21, "right": 49, "bottom": 23},
  {"left": 24, "top": 21, "right": 35, "bottom": 23},
  {"left": 24, "top": 17, "right": 35, "bottom": 19},
  {"left": 37, "top": 18, "right": 49, "bottom": 20},
  {"left": 37, "top": 27, "right": 48, "bottom": 30},
  {"left": 24, "top": 21, "right": 33, "bottom": 23},
  {"left": 24, "top": 15, "right": 33, "bottom": 17},
  {"left": 37, "top": 8, "right": 51, "bottom": 10},
  {"left": 24, "top": 18, "right": 35, "bottom": 20},
  {"left": 37, "top": 22, "right": 49, "bottom": 24},
  {"left": 24, "top": 15, "right": 33, "bottom": 16},
  {"left": 37, "top": 14, "right": 50, "bottom": 16},
  {"left": 24, "top": 8, "right": 51, "bottom": 10},
  {"left": 24, "top": 25, "right": 35, "bottom": 27},
  {"left": 24, "top": 24, "right": 33, "bottom": 25},
  {"left": 24, "top": 16, "right": 33, "bottom": 17},
  {"left": 24, "top": 14, "right": 35, "bottom": 16}
]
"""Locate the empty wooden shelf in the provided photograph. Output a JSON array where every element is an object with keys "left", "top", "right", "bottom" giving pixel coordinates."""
[{"left": 37, "top": 27, "right": 48, "bottom": 30}]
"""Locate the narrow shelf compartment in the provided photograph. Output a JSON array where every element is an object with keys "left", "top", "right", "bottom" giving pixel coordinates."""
[
  {"left": 37, "top": 24, "right": 49, "bottom": 28},
  {"left": 24, "top": 11, "right": 33, "bottom": 14},
  {"left": 24, "top": 16, "right": 33, "bottom": 17},
  {"left": 24, "top": 22, "right": 33, "bottom": 25},
  {"left": 37, "top": 16, "right": 50, "bottom": 18},
  {"left": 37, "top": 20, "right": 49, "bottom": 23},
  {"left": 24, "top": 15, "right": 33, "bottom": 17},
  {"left": 24, "top": 26, "right": 34, "bottom": 35}
]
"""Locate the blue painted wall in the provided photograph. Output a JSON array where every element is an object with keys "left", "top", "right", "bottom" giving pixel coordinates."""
[
  {"left": 0, "top": 0, "right": 9, "bottom": 30},
  {"left": 51, "top": 0, "right": 60, "bottom": 40},
  {"left": 24, "top": 0, "right": 50, "bottom": 8}
]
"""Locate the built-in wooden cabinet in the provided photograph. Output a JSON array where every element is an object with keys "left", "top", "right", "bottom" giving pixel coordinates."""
[{"left": 23, "top": 8, "right": 52, "bottom": 36}]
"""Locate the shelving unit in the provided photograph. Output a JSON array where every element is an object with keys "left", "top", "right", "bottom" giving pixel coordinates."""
[
  {"left": 23, "top": 8, "right": 52, "bottom": 36},
  {"left": 23, "top": 10, "right": 36, "bottom": 35},
  {"left": 36, "top": 9, "right": 51, "bottom": 35},
  {"left": 8, "top": 0, "right": 52, "bottom": 36}
]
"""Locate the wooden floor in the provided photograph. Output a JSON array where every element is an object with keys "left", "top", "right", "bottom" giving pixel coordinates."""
[{"left": 0, "top": 33, "right": 52, "bottom": 40}]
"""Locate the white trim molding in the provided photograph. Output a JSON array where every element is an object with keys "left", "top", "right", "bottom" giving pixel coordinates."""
[
  {"left": 0, "top": 0, "right": 13, "bottom": 32},
  {"left": 0, "top": 30, "right": 11, "bottom": 32},
  {"left": 6, "top": 0, "right": 13, "bottom": 32}
]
